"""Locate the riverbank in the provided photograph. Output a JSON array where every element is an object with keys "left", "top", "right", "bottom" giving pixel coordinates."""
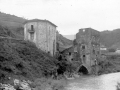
[
  {"left": 0, "top": 77, "right": 67, "bottom": 90},
  {"left": 98, "top": 55, "right": 120, "bottom": 75}
]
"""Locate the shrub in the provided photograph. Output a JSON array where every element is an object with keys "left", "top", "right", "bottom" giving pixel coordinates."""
[{"left": 0, "top": 39, "right": 58, "bottom": 81}]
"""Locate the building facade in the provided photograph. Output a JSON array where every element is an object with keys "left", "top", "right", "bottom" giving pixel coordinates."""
[
  {"left": 24, "top": 19, "right": 57, "bottom": 56},
  {"left": 60, "top": 28, "right": 100, "bottom": 75},
  {"left": 76, "top": 28, "right": 100, "bottom": 74}
]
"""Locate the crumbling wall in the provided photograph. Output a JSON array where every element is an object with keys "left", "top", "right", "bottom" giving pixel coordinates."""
[{"left": 75, "top": 28, "right": 100, "bottom": 74}]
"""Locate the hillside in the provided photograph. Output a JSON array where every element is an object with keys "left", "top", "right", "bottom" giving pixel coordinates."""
[
  {"left": 0, "top": 12, "right": 26, "bottom": 39},
  {"left": 0, "top": 38, "right": 58, "bottom": 82},
  {"left": 56, "top": 32, "right": 73, "bottom": 51},
  {"left": 63, "top": 35, "right": 75, "bottom": 40},
  {"left": 111, "top": 42, "right": 120, "bottom": 49},
  {"left": 57, "top": 33, "right": 72, "bottom": 46},
  {"left": 0, "top": 12, "right": 26, "bottom": 28},
  {"left": 100, "top": 28, "right": 120, "bottom": 48}
]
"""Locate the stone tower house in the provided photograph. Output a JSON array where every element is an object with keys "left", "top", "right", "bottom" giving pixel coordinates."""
[
  {"left": 24, "top": 19, "right": 57, "bottom": 56},
  {"left": 76, "top": 28, "right": 100, "bottom": 74}
]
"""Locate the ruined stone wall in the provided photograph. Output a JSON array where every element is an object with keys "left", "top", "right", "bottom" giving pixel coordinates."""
[
  {"left": 90, "top": 29, "right": 100, "bottom": 66},
  {"left": 75, "top": 28, "right": 100, "bottom": 74}
]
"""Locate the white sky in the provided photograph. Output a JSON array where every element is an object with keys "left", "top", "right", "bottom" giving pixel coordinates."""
[{"left": 0, "top": 0, "right": 120, "bottom": 35}]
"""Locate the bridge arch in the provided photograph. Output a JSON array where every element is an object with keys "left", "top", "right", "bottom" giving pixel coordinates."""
[{"left": 78, "top": 65, "right": 89, "bottom": 75}]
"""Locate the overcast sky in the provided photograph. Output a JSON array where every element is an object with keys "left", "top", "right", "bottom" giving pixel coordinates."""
[{"left": 0, "top": 0, "right": 120, "bottom": 35}]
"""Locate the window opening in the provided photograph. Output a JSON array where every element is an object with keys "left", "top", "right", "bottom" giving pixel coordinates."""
[
  {"left": 82, "top": 45, "right": 85, "bottom": 49},
  {"left": 31, "top": 25, "right": 34, "bottom": 31},
  {"left": 83, "top": 55, "right": 86, "bottom": 62},
  {"left": 69, "top": 52, "right": 71, "bottom": 55}
]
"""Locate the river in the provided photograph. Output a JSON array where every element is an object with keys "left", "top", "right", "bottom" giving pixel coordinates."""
[{"left": 65, "top": 72, "right": 120, "bottom": 90}]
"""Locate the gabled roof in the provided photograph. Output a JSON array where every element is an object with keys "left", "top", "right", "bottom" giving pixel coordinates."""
[{"left": 23, "top": 19, "right": 57, "bottom": 27}]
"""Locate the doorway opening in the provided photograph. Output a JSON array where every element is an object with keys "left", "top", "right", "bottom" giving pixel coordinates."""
[{"left": 78, "top": 65, "right": 88, "bottom": 75}]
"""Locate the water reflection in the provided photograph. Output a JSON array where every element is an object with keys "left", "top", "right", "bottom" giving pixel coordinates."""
[{"left": 66, "top": 72, "right": 120, "bottom": 90}]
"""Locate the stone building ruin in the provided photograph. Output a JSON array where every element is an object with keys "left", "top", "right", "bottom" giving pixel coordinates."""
[
  {"left": 62, "top": 28, "right": 101, "bottom": 75},
  {"left": 76, "top": 28, "right": 100, "bottom": 74},
  {"left": 24, "top": 19, "right": 57, "bottom": 56}
]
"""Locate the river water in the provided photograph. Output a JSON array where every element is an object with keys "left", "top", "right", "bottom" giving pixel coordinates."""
[{"left": 65, "top": 72, "right": 120, "bottom": 90}]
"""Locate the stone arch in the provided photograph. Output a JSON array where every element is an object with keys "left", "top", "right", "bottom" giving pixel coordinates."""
[{"left": 78, "top": 65, "right": 89, "bottom": 75}]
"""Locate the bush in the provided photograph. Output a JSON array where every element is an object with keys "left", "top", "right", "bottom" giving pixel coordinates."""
[
  {"left": 98, "top": 56, "right": 120, "bottom": 75},
  {"left": 0, "top": 39, "right": 58, "bottom": 81}
]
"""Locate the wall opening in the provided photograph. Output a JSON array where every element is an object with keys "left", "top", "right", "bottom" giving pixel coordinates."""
[
  {"left": 83, "top": 55, "right": 86, "bottom": 63},
  {"left": 69, "top": 52, "right": 71, "bottom": 55},
  {"left": 78, "top": 65, "right": 88, "bottom": 75},
  {"left": 29, "top": 25, "right": 34, "bottom": 41},
  {"left": 31, "top": 25, "right": 34, "bottom": 31},
  {"left": 82, "top": 45, "right": 85, "bottom": 49}
]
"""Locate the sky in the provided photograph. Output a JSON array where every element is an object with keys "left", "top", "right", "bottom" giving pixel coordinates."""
[{"left": 0, "top": 0, "right": 120, "bottom": 35}]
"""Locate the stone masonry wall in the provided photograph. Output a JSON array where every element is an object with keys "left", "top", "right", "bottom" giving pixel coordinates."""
[
  {"left": 24, "top": 21, "right": 56, "bottom": 56},
  {"left": 75, "top": 28, "right": 100, "bottom": 74}
]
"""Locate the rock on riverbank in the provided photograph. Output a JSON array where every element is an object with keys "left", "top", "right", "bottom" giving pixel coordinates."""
[{"left": 0, "top": 77, "right": 67, "bottom": 90}]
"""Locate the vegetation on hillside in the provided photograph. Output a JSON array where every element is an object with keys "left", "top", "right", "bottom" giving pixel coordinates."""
[
  {"left": 100, "top": 29, "right": 120, "bottom": 48},
  {"left": 98, "top": 55, "right": 120, "bottom": 75},
  {"left": 0, "top": 25, "right": 24, "bottom": 40},
  {"left": 0, "top": 38, "right": 58, "bottom": 82},
  {"left": 0, "top": 12, "right": 26, "bottom": 28},
  {"left": 0, "top": 22, "right": 68, "bottom": 90},
  {"left": 57, "top": 33, "right": 72, "bottom": 46},
  {"left": 0, "top": 25, "right": 15, "bottom": 37}
]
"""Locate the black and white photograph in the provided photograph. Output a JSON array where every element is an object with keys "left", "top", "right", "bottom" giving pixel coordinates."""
[{"left": 0, "top": 0, "right": 120, "bottom": 90}]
